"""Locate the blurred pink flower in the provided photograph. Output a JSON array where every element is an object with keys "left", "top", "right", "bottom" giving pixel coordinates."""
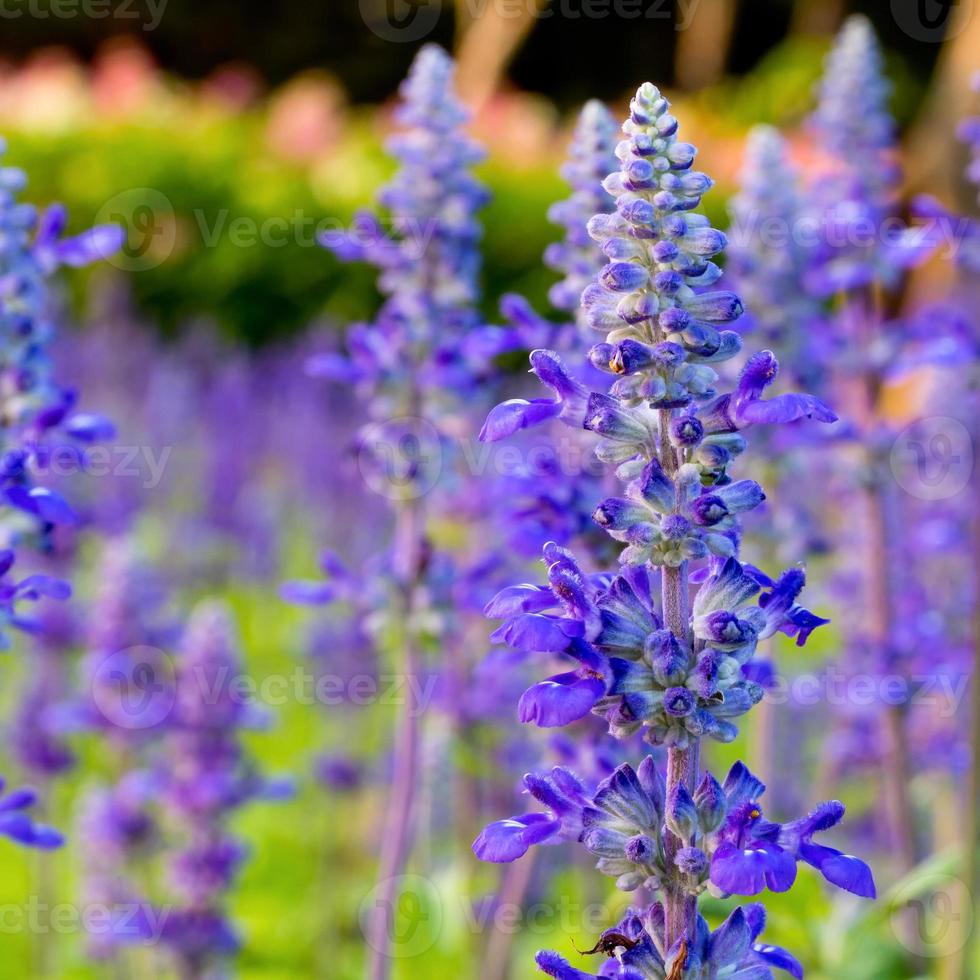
[
  {"left": 92, "top": 39, "right": 159, "bottom": 118},
  {"left": 202, "top": 63, "right": 263, "bottom": 113},
  {"left": 265, "top": 72, "right": 346, "bottom": 162}
]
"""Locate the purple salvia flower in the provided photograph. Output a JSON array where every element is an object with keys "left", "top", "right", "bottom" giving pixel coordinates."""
[
  {"left": 303, "top": 48, "right": 508, "bottom": 980},
  {"left": 316, "top": 44, "right": 495, "bottom": 406},
  {"left": 805, "top": 16, "right": 937, "bottom": 295},
  {"left": 473, "top": 83, "right": 872, "bottom": 976},
  {"left": 0, "top": 138, "right": 121, "bottom": 632},
  {"left": 544, "top": 100, "right": 620, "bottom": 328},
  {"left": 159, "top": 600, "right": 285, "bottom": 977}
]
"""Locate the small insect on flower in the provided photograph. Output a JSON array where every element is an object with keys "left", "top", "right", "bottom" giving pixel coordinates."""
[{"left": 572, "top": 932, "right": 641, "bottom": 957}]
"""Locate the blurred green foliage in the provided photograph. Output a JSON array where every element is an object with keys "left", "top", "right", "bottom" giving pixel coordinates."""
[
  {"left": 1, "top": 33, "right": 923, "bottom": 348},
  {"left": 3, "top": 116, "right": 561, "bottom": 346}
]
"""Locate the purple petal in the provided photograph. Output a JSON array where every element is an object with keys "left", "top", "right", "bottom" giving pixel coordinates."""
[
  {"left": 65, "top": 413, "right": 116, "bottom": 443},
  {"left": 0, "top": 812, "right": 64, "bottom": 848},
  {"left": 472, "top": 813, "right": 560, "bottom": 863},
  {"left": 711, "top": 841, "right": 797, "bottom": 896},
  {"left": 0, "top": 787, "right": 37, "bottom": 811},
  {"left": 56, "top": 224, "right": 126, "bottom": 266},
  {"left": 518, "top": 672, "right": 604, "bottom": 727},
  {"left": 754, "top": 943, "right": 805, "bottom": 978},
  {"left": 708, "top": 906, "right": 752, "bottom": 965},
  {"left": 490, "top": 613, "right": 584, "bottom": 653},
  {"left": 15, "top": 575, "right": 72, "bottom": 601},
  {"left": 799, "top": 841, "right": 876, "bottom": 898},
  {"left": 6, "top": 487, "right": 78, "bottom": 525},
  {"left": 279, "top": 581, "right": 336, "bottom": 605},
  {"left": 484, "top": 584, "right": 555, "bottom": 618},
  {"left": 36, "top": 203, "right": 68, "bottom": 246},
  {"left": 737, "top": 393, "right": 837, "bottom": 427},
  {"left": 479, "top": 399, "right": 560, "bottom": 442}
]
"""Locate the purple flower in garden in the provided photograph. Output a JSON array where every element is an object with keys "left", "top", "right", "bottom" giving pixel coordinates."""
[
  {"left": 778, "top": 801, "right": 877, "bottom": 898},
  {"left": 0, "top": 548, "right": 71, "bottom": 645},
  {"left": 1, "top": 138, "right": 120, "bottom": 610},
  {"left": 314, "top": 44, "right": 499, "bottom": 407},
  {"left": 159, "top": 600, "right": 286, "bottom": 975},
  {"left": 473, "top": 80, "right": 873, "bottom": 977},
  {"left": 480, "top": 348, "right": 589, "bottom": 441},
  {"left": 805, "top": 16, "right": 937, "bottom": 295},
  {"left": 710, "top": 763, "right": 874, "bottom": 899}
]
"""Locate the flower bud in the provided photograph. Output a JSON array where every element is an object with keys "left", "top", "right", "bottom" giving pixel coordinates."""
[
  {"left": 666, "top": 784, "right": 698, "bottom": 840},
  {"left": 693, "top": 772, "right": 727, "bottom": 833}
]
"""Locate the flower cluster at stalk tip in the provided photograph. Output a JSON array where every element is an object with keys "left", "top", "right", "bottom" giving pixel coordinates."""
[
  {"left": 474, "top": 80, "right": 875, "bottom": 977},
  {"left": 310, "top": 43, "right": 505, "bottom": 417},
  {"left": 726, "top": 126, "right": 828, "bottom": 383},
  {"left": 498, "top": 99, "right": 619, "bottom": 358},
  {"left": 805, "top": 16, "right": 934, "bottom": 296}
]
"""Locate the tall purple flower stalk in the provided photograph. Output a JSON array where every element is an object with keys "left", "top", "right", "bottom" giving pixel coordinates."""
[
  {"left": 1, "top": 137, "right": 119, "bottom": 639},
  {"left": 1, "top": 134, "right": 121, "bottom": 848},
  {"left": 159, "top": 600, "right": 283, "bottom": 979},
  {"left": 474, "top": 83, "right": 874, "bottom": 976},
  {"left": 805, "top": 15, "right": 940, "bottom": 877},
  {"left": 478, "top": 101, "right": 625, "bottom": 980},
  {"left": 307, "top": 44, "right": 497, "bottom": 980},
  {"left": 74, "top": 538, "right": 173, "bottom": 964}
]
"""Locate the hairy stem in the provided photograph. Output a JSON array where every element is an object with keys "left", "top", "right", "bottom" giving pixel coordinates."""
[
  {"left": 367, "top": 498, "right": 424, "bottom": 980},
  {"left": 661, "top": 561, "right": 699, "bottom": 952},
  {"left": 657, "top": 406, "right": 701, "bottom": 952},
  {"left": 847, "top": 289, "right": 918, "bottom": 875},
  {"left": 865, "top": 470, "right": 917, "bottom": 873}
]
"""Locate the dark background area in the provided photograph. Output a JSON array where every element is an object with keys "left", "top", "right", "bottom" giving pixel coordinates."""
[{"left": 1, "top": 0, "right": 945, "bottom": 107}]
